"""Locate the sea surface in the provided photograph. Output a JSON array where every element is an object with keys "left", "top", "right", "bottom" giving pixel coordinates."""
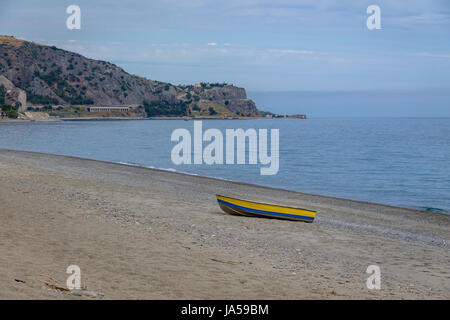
[{"left": 0, "top": 118, "right": 449, "bottom": 214}]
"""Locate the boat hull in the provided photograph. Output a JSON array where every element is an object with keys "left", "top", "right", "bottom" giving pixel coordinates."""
[{"left": 216, "top": 195, "right": 316, "bottom": 222}]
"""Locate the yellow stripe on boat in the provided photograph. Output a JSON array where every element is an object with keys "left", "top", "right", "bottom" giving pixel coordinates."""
[{"left": 216, "top": 194, "right": 316, "bottom": 222}]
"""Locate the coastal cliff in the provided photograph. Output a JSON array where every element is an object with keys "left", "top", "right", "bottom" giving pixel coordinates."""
[{"left": 0, "top": 35, "right": 260, "bottom": 118}]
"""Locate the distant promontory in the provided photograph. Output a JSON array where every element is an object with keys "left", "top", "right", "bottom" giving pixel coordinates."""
[{"left": 0, "top": 35, "right": 260, "bottom": 119}]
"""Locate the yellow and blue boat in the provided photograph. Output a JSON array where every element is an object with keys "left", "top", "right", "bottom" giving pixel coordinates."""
[{"left": 216, "top": 194, "right": 316, "bottom": 223}]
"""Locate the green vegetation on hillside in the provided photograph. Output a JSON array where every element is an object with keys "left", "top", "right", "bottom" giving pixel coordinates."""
[
  {"left": 26, "top": 91, "right": 59, "bottom": 105},
  {"left": 200, "top": 82, "right": 228, "bottom": 88},
  {"left": 143, "top": 100, "right": 187, "bottom": 117},
  {"left": 0, "top": 85, "right": 5, "bottom": 104},
  {"left": 1, "top": 103, "right": 18, "bottom": 118},
  {"left": 32, "top": 68, "right": 94, "bottom": 105},
  {"left": 208, "top": 107, "right": 217, "bottom": 115},
  {"left": 0, "top": 85, "right": 18, "bottom": 118}
]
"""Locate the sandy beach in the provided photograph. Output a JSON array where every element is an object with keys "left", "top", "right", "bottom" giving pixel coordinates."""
[{"left": 0, "top": 149, "right": 448, "bottom": 299}]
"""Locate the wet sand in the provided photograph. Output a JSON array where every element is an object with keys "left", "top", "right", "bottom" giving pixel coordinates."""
[{"left": 0, "top": 150, "right": 448, "bottom": 299}]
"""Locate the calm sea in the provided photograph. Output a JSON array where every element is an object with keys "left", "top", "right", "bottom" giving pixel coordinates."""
[{"left": 0, "top": 118, "right": 449, "bottom": 214}]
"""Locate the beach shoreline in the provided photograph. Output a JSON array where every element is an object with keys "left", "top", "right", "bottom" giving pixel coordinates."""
[
  {"left": 0, "top": 149, "right": 449, "bottom": 299},
  {"left": 1, "top": 148, "right": 448, "bottom": 216},
  {"left": 0, "top": 115, "right": 304, "bottom": 123}
]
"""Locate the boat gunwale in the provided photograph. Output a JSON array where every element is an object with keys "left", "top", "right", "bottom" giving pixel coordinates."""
[
  {"left": 217, "top": 200, "right": 315, "bottom": 222},
  {"left": 216, "top": 194, "right": 317, "bottom": 214}
]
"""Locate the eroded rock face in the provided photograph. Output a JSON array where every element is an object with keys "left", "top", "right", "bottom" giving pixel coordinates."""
[
  {"left": 196, "top": 85, "right": 246, "bottom": 101},
  {"left": 195, "top": 85, "right": 259, "bottom": 116},
  {"left": 0, "top": 75, "right": 27, "bottom": 111},
  {"left": 225, "top": 99, "right": 259, "bottom": 117}
]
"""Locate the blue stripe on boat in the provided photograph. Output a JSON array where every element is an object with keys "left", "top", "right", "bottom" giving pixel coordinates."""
[{"left": 217, "top": 199, "right": 315, "bottom": 221}]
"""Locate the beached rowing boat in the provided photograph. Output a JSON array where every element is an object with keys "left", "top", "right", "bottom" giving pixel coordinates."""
[{"left": 216, "top": 194, "right": 316, "bottom": 222}]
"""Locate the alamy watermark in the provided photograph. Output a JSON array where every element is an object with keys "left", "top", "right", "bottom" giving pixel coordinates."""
[
  {"left": 171, "top": 121, "right": 279, "bottom": 175},
  {"left": 66, "top": 5, "right": 380, "bottom": 31},
  {"left": 66, "top": 265, "right": 81, "bottom": 290},
  {"left": 367, "top": 5, "right": 381, "bottom": 30},
  {"left": 366, "top": 264, "right": 381, "bottom": 290},
  {"left": 66, "top": 5, "right": 81, "bottom": 30}
]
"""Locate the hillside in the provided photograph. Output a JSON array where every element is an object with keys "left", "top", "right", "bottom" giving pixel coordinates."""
[{"left": 0, "top": 35, "right": 260, "bottom": 118}]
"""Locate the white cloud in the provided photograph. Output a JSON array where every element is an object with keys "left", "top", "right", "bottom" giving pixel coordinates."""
[
  {"left": 267, "top": 49, "right": 326, "bottom": 55},
  {"left": 416, "top": 52, "right": 450, "bottom": 59},
  {"left": 53, "top": 39, "right": 340, "bottom": 67}
]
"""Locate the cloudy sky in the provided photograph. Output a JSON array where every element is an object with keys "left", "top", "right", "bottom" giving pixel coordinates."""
[{"left": 1, "top": 0, "right": 449, "bottom": 115}]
